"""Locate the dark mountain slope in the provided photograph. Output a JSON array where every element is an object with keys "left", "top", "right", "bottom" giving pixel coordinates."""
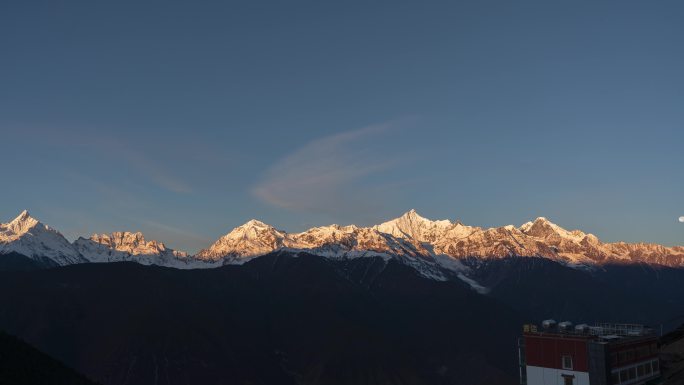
[
  {"left": 0, "top": 252, "right": 57, "bottom": 271},
  {"left": 467, "top": 257, "right": 684, "bottom": 330},
  {"left": 0, "top": 252, "right": 521, "bottom": 385},
  {"left": 0, "top": 330, "right": 98, "bottom": 385},
  {"left": 660, "top": 324, "right": 684, "bottom": 385}
]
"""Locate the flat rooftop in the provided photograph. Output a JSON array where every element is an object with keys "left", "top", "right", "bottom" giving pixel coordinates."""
[{"left": 523, "top": 322, "right": 656, "bottom": 342}]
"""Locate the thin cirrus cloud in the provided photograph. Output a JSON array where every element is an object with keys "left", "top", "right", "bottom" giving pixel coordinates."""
[
  {"left": 69, "top": 131, "right": 193, "bottom": 195},
  {"left": 252, "top": 123, "right": 403, "bottom": 216},
  {"left": 10, "top": 126, "right": 193, "bottom": 195},
  {"left": 117, "top": 148, "right": 193, "bottom": 194}
]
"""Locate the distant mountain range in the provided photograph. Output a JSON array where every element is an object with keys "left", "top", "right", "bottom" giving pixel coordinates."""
[{"left": 1, "top": 209, "right": 683, "bottom": 290}]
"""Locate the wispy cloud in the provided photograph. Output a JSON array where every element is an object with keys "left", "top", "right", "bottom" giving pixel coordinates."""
[
  {"left": 117, "top": 148, "right": 192, "bottom": 194},
  {"left": 60, "top": 169, "right": 143, "bottom": 209},
  {"left": 9, "top": 126, "right": 193, "bottom": 194},
  {"left": 75, "top": 132, "right": 193, "bottom": 194},
  {"left": 252, "top": 122, "right": 403, "bottom": 216}
]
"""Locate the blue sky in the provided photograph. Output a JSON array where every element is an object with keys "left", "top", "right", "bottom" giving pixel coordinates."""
[{"left": 1, "top": 0, "right": 682, "bottom": 252}]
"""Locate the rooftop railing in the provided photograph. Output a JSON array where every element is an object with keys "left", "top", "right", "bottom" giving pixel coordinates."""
[{"left": 523, "top": 322, "right": 655, "bottom": 338}]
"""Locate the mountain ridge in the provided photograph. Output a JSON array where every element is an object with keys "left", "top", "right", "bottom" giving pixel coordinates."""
[{"left": 1, "top": 209, "right": 683, "bottom": 276}]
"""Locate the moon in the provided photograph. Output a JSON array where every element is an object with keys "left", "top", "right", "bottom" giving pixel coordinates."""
[{"left": 680, "top": 216, "right": 684, "bottom": 223}]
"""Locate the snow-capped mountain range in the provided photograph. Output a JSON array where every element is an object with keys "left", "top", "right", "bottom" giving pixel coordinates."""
[{"left": 2, "top": 209, "right": 683, "bottom": 279}]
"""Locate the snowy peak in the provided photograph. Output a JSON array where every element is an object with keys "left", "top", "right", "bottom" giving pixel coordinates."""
[
  {"left": 236, "top": 219, "right": 281, "bottom": 236},
  {"left": 402, "top": 209, "right": 423, "bottom": 219},
  {"left": 1, "top": 210, "right": 40, "bottom": 240},
  {"left": 519, "top": 217, "right": 585, "bottom": 241},
  {"left": 397, "top": 209, "right": 451, "bottom": 227},
  {"left": 0, "top": 210, "right": 86, "bottom": 265},
  {"left": 11, "top": 209, "right": 34, "bottom": 224},
  {"left": 195, "top": 220, "right": 287, "bottom": 262},
  {"left": 374, "top": 209, "right": 453, "bottom": 243},
  {"left": 241, "top": 219, "right": 272, "bottom": 229},
  {"left": 221, "top": 219, "right": 284, "bottom": 241}
]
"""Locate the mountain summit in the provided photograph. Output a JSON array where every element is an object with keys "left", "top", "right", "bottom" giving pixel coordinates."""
[
  {"left": 196, "top": 220, "right": 289, "bottom": 262},
  {"left": 374, "top": 209, "right": 453, "bottom": 243},
  {"left": 0, "top": 210, "right": 86, "bottom": 265}
]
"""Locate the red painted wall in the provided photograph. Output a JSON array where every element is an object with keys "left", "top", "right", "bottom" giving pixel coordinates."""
[{"left": 525, "top": 334, "right": 590, "bottom": 371}]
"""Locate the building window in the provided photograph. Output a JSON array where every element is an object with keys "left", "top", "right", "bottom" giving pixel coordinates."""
[
  {"left": 562, "top": 374, "right": 575, "bottom": 385},
  {"left": 652, "top": 360, "right": 659, "bottom": 373},
  {"left": 628, "top": 367, "right": 636, "bottom": 380},
  {"left": 562, "top": 355, "right": 573, "bottom": 370},
  {"left": 620, "top": 369, "right": 628, "bottom": 382},
  {"left": 611, "top": 372, "right": 619, "bottom": 384}
]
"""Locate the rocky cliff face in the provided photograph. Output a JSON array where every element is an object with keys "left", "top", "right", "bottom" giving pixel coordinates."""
[{"left": 73, "top": 231, "right": 202, "bottom": 268}]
